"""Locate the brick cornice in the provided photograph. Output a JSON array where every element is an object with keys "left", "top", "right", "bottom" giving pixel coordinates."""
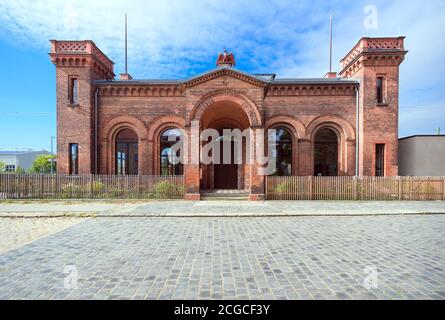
[
  {"left": 339, "top": 52, "right": 407, "bottom": 78},
  {"left": 49, "top": 40, "right": 115, "bottom": 79},
  {"left": 184, "top": 68, "right": 268, "bottom": 88},
  {"left": 98, "top": 84, "right": 185, "bottom": 97},
  {"left": 266, "top": 84, "right": 357, "bottom": 97}
]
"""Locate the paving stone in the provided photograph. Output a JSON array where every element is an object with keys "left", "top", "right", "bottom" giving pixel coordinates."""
[{"left": 0, "top": 215, "right": 444, "bottom": 299}]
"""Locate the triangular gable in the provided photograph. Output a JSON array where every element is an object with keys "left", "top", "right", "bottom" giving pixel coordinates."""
[{"left": 184, "top": 66, "right": 269, "bottom": 88}]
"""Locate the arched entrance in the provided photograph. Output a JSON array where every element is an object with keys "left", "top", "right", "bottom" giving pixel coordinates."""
[
  {"left": 115, "top": 128, "right": 139, "bottom": 175},
  {"left": 314, "top": 128, "right": 338, "bottom": 176},
  {"left": 200, "top": 100, "right": 251, "bottom": 191}
]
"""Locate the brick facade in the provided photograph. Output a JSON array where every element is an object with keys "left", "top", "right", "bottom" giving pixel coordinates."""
[{"left": 49, "top": 37, "right": 407, "bottom": 199}]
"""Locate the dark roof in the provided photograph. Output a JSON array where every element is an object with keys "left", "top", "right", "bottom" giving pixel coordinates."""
[
  {"left": 95, "top": 66, "right": 358, "bottom": 86},
  {"left": 399, "top": 135, "right": 445, "bottom": 140}
]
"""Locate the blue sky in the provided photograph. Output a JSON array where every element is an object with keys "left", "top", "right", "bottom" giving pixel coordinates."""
[{"left": 0, "top": 0, "right": 444, "bottom": 152}]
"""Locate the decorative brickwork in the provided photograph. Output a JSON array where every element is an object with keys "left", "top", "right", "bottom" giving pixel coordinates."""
[{"left": 50, "top": 37, "right": 406, "bottom": 200}]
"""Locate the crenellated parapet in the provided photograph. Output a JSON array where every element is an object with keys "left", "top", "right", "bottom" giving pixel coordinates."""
[
  {"left": 339, "top": 37, "right": 407, "bottom": 78},
  {"left": 49, "top": 40, "right": 115, "bottom": 80}
]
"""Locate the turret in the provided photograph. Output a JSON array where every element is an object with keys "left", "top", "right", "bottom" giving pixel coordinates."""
[
  {"left": 340, "top": 37, "right": 407, "bottom": 176},
  {"left": 49, "top": 40, "right": 114, "bottom": 174}
]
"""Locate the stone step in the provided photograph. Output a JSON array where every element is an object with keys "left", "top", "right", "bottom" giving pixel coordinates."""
[
  {"left": 201, "top": 191, "right": 249, "bottom": 201},
  {"left": 201, "top": 196, "right": 249, "bottom": 201}
]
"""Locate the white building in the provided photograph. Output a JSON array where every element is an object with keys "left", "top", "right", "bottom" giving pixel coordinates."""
[
  {"left": 0, "top": 150, "right": 51, "bottom": 172},
  {"left": 398, "top": 135, "right": 445, "bottom": 176}
]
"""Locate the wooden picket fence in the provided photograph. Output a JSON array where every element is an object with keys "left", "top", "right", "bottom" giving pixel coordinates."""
[
  {"left": 0, "top": 174, "right": 184, "bottom": 199},
  {"left": 266, "top": 176, "right": 445, "bottom": 201}
]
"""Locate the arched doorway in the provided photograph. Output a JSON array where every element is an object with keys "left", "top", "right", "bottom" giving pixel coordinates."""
[
  {"left": 200, "top": 101, "right": 251, "bottom": 191},
  {"left": 314, "top": 128, "right": 338, "bottom": 176},
  {"left": 115, "top": 128, "right": 138, "bottom": 175},
  {"left": 160, "top": 128, "right": 184, "bottom": 176}
]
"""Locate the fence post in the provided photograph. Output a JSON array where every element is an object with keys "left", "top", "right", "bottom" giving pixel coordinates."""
[
  {"left": 440, "top": 177, "right": 444, "bottom": 200},
  {"left": 39, "top": 174, "right": 43, "bottom": 198},
  {"left": 397, "top": 176, "right": 402, "bottom": 200},
  {"left": 309, "top": 176, "right": 313, "bottom": 200},
  {"left": 89, "top": 174, "right": 93, "bottom": 198},
  {"left": 353, "top": 176, "right": 357, "bottom": 201}
]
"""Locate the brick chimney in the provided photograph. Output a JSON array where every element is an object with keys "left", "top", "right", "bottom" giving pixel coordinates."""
[
  {"left": 324, "top": 71, "right": 337, "bottom": 79},
  {"left": 119, "top": 73, "right": 133, "bottom": 80}
]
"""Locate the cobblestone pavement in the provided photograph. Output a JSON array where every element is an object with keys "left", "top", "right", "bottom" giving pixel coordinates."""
[
  {"left": 0, "top": 215, "right": 444, "bottom": 300},
  {"left": 0, "top": 218, "right": 86, "bottom": 254},
  {"left": 1, "top": 200, "right": 444, "bottom": 217}
]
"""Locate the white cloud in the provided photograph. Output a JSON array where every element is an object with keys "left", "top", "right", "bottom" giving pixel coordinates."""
[{"left": 0, "top": 0, "right": 444, "bottom": 135}]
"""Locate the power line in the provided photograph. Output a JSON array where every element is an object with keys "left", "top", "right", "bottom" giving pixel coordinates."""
[{"left": 0, "top": 112, "right": 55, "bottom": 116}]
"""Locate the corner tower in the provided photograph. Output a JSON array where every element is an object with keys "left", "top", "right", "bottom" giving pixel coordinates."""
[
  {"left": 340, "top": 37, "right": 407, "bottom": 176},
  {"left": 49, "top": 40, "right": 114, "bottom": 174}
]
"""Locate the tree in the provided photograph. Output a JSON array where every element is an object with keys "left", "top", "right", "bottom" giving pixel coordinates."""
[
  {"left": 0, "top": 161, "right": 5, "bottom": 173},
  {"left": 29, "top": 155, "right": 57, "bottom": 174},
  {"left": 15, "top": 166, "right": 26, "bottom": 174}
]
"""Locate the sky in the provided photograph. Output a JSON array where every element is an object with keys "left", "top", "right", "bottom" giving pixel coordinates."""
[{"left": 0, "top": 0, "right": 444, "bottom": 152}]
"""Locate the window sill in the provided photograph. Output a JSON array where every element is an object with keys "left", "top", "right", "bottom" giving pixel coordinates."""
[
  {"left": 376, "top": 103, "right": 388, "bottom": 107},
  {"left": 68, "top": 103, "right": 80, "bottom": 107}
]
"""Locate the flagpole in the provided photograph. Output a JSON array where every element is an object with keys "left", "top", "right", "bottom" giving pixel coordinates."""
[
  {"left": 125, "top": 13, "right": 128, "bottom": 75},
  {"left": 329, "top": 11, "right": 333, "bottom": 73}
]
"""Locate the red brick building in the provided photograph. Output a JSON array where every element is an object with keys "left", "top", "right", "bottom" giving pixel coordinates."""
[{"left": 49, "top": 37, "right": 407, "bottom": 200}]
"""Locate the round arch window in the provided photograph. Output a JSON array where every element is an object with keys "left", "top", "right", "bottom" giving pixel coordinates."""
[
  {"left": 160, "top": 128, "right": 184, "bottom": 175},
  {"left": 272, "top": 127, "right": 293, "bottom": 176},
  {"left": 314, "top": 128, "right": 338, "bottom": 176},
  {"left": 115, "top": 128, "right": 138, "bottom": 175}
]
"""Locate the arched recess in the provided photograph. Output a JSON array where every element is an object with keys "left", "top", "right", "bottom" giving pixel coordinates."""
[
  {"left": 265, "top": 116, "right": 305, "bottom": 176},
  {"left": 314, "top": 128, "right": 339, "bottom": 176},
  {"left": 115, "top": 128, "right": 139, "bottom": 175},
  {"left": 100, "top": 116, "right": 147, "bottom": 174},
  {"left": 160, "top": 128, "right": 184, "bottom": 176},
  {"left": 305, "top": 115, "right": 355, "bottom": 141},
  {"left": 305, "top": 115, "right": 356, "bottom": 176},
  {"left": 188, "top": 90, "right": 262, "bottom": 127},
  {"left": 148, "top": 116, "right": 186, "bottom": 175}
]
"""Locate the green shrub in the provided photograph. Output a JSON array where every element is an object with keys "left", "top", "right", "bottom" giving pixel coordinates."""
[
  {"left": 152, "top": 180, "right": 184, "bottom": 199},
  {"left": 87, "top": 181, "right": 105, "bottom": 194},
  {"left": 272, "top": 181, "right": 293, "bottom": 193},
  {"left": 61, "top": 183, "right": 84, "bottom": 197}
]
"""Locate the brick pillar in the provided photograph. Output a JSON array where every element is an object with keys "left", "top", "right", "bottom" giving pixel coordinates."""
[
  {"left": 346, "top": 139, "right": 356, "bottom": 176},
  {"left": 249, "top": 127, "right": 265, "bottom": 201},
  {"left": 146, "top": 140, "right": 154, "bottom": 175},
  {"left": 139, "top": 138, "right": 149, "bottom": 175},
  {"left": 184, "top": 124, "right": 201, "bottom": 200},
  {"left": 298, "top": 139, "right": 312, "bottom": 176}
]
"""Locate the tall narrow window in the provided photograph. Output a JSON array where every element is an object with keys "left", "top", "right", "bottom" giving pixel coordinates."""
[
  {"left": 375, "top": 144, "right": 385, "bottom": 176},
  {"left": 160, "top": 128, "right": 183, "bottom": 175},
  {"left": 69, "top": 78, "right": 79, "bottom": 105},
  {"left": 314, "top": 128, "right": 338, "bottom": 176},
  {"left": 376, "top": 76, "right": 384, "bottom": 104},
  {"left": 272, "top": 127, "right": 292, "bottom": 176},
  {"left": 69, "top": 143, "right": 79, "bottom": 175},
  {"left": 115, "top": 129, "right": 138, "bottom": 175}
]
